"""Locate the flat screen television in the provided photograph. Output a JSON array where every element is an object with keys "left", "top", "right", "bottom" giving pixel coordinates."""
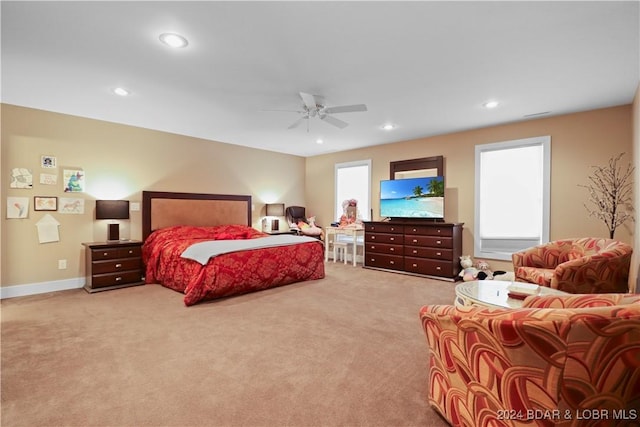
[{"left": 380, "top": 176, "right": 444, "bottom": 219}]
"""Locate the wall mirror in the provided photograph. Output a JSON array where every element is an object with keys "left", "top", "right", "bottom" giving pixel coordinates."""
[{"left": 390, "top": 156, "right": 443, "bottom": 179}]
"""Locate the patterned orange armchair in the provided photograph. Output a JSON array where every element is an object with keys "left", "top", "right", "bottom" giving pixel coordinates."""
[
  {"left": 512, "top": 237, "right": 632, "bottom": 294},
  {"left": 420, "top": 294, "right": 640, "bottom": 427}
]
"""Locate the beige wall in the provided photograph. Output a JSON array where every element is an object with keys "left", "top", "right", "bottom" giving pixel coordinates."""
[
  {"left": 1, "top": 104, "right": 306, "bottom": 287},
  {"left": 306, "top": 105, "right": 634, "bottom": 274}
]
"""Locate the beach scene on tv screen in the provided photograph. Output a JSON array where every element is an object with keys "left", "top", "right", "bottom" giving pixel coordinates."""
[{"left": 380, "top": 177, "right": 444, "bottom": 218}]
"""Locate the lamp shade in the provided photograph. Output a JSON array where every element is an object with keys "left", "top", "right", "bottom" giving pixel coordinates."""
[
  {"left": 266, "top": 203, "right": 285, "bottom": 216},
  {"left": 96, "top": 200, "right": 130, "bottom": 220}
]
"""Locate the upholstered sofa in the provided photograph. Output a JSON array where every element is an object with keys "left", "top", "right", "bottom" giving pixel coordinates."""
[
  {"left": 512, "top": 237, "right": 632, "bottom": 294},
  {"left": 420, "top": 293, "right": 640, "bottom": 427}
]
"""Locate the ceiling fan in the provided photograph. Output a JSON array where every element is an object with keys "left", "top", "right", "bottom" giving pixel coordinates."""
[{"left": 271, "top": 92, "right": 367, "bottom": 131}]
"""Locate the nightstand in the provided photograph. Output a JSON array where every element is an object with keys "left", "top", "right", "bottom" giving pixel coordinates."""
[{"left": 82, "top": 240, "right": 145, "bottom": 293}]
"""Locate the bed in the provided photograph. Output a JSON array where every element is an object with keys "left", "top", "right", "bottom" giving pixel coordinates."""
[{"left": 141, "top": 191, "right": 325, "bottom": 306}]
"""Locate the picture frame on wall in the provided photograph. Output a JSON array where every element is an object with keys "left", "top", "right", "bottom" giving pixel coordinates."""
[
  {"left": 34, "top": 196, "right": 58, "bottom": 211},
  {"left": 41, "top": 155, "right": 57, "bottom": 168}
]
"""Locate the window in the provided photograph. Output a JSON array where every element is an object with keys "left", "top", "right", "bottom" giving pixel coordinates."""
[
  {"left": 474, "top": 136, "right": 551, "bottom": 260},
  {"left": 335, "top": 160, "right": 371, "bottom": 222}
]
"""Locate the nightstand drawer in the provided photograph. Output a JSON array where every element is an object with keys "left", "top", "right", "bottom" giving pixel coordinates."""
[
  {"left": 91, "top": 246, "right": 141, "bottom": 260},
  {"left": 90, "top": 270, "right": 144, "bottom": 289},
  {"left": 92, "top": 258, "right": 142, "bottom": 274}
]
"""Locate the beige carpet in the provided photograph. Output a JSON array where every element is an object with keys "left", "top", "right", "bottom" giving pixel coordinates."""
[{"left": 1, "top": 262, "right": 454, "bottom": 427}]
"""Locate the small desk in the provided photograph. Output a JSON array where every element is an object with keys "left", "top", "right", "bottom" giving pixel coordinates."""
[
  {"left": 324, "top": 226, "right": 364, "bottom": 266},
  {"left": 455, "top": 280, "right": 568, "bottom": 309}
]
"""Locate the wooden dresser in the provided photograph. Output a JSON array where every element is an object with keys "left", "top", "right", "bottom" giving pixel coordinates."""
[
  {"left": 363, "top": 221, "right": 463, "bottom": 281},
  {"left": 82, "top": 240, "right": 145, "bottom": 293}
]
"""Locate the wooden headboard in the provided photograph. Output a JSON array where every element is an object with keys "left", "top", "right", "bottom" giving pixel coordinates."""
[{"left": 142, "top": 191, "right": 252, "bottom": 241}]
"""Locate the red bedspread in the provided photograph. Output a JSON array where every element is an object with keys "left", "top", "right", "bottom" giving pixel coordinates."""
[{"left": 142, "top": 225, "right": 325, "bottom": 305}]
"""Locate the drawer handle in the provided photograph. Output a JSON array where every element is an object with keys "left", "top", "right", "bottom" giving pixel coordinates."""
[
  {"left": 412, "top": 239, "right": 418, "bottom": 243},
  {"left": 437, "top": 229, "right": 441, "bottom": 233},
  {"left": 389, "top": 261, "right": 394, "bottom": 265},
  {"left": 115, "top": 263, "right": 122, "bottom": 268},
  {"left": 436, "top": 240, "right": 441, "bottom": 244},
  {"left": 371, "top": 258, "right": 376, "bottom": 262},
  {"left": 436, "top": 266, "right": 441, "bottom": 270},
  {"left": 390, "top": 248, "right": 394, "bottom": 252},
  {"left": 412, "top": 228, "right": 417, "bottom": 232},
  {"left": 413, "top": 263, "right": 418, "bottom": 267},
  {"left": 436, "top": 252, "right": 442, "bottom": 256},
  {"left": 371, "top": 245, "right": 376, "bottom": 249},
  {"left": 371, "top": 236, "right": 376, "bottom": 240},
  {"left": 128, "top": 250, "right": 134, "bottom": 254},
  {"left": 115, "top": 276, "right": 122, "bottom": 281},
  {"left": 103, "top": 252, "right": 109, "bottom": 256},
  {"left": 412, "top": 250, "right": 417, "bottom": 254},
  {"left": 390, "top": 237, "right": 394, "bottom": 241},
  {"left": 390, "top": 227, "right": 395, "bottom": 231}
]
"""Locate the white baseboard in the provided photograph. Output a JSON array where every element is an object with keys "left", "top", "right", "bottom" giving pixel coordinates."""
[{"left": 0, "top": 277, "right": 85, "bottom": 299}]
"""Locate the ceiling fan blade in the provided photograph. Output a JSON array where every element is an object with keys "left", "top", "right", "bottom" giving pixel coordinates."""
[
  {"left": 320, "top": 114, "right": 349, "bottom": 129},
  {"left": 323, "top": 104, "right": 368, "bottom": 114},
  {"left": 288, "top": 117, "right": 306, "bottom": 129},
  {"left": 299, "top": 92, "right": 318, "bottom": 110}
]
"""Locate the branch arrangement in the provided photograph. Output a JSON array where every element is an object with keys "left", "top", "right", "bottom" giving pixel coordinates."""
[{"left": 579, "top": 153, "right": 635, "bottom": 239}]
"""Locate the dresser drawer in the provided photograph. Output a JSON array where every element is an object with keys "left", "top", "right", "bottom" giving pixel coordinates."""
[
  {"left": 404, "top": 225, "right": 453, "bottom": 237},
  {"left": 92, "top": 258, "right": 142, "bottom": 274},
  {"left": 405, "top": 257, "right": 455, "bottom": 276},
  {"left": 404, "top": 246, "right": 453, "bottom": 260},
  {"left": 365, "top": 253, "right": 404, "bottom": 271},
  {"left": 365, "top": 242, "right": 403, "bottom": 256},
  {"left": 90, "top": 270, "right": 144, "bottom": 289},
  {"left": 365, "top": 233, "right": 402, "bottom": 244},
  {"left": 91, "top": 245, "right": 141, "bottom": 260},
  {"left": 404, "top": 235, "right": 453, "bottom": 248},
  {"left": 364, "top": 223, "right": 404, "bottom": 234}
]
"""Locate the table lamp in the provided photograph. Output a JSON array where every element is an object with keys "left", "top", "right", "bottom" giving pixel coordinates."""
[
  {"left": 266, "top": 203, "right": 285, "bottom": 231},
  {"left": 96, "top": 200, "right": 130, "bottom": 241}
]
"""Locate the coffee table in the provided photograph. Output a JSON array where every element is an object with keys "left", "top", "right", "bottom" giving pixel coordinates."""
[{"left": 455, "top": 280, "right": 568, "bottom": 309}]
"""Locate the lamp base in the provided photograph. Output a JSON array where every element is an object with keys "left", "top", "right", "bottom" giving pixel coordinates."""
[{"left": 108, "top": 223, "right": 120, "bottom": 241}]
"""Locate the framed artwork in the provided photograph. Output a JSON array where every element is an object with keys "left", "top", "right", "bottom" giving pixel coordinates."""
[
  {"left": 34, "top": 196, "right": 58, "bottom": 211},
  {"left": 59, "top": 197, "right": 84, "bottom": 214},
  {"left": 41, "top": 155, "right": 57, "bottom": 168},
  {"left": 63, "top": 169, "right": 85, "bottom": 193}
]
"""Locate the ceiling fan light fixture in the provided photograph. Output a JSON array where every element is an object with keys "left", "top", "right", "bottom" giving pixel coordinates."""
[{"left": 159, "top": 32, "right": 189, "bottom": 48}]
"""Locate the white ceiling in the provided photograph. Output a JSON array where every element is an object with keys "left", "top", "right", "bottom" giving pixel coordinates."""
[{"left": 2, "top": 1, "right": 639, "bottom": 157}]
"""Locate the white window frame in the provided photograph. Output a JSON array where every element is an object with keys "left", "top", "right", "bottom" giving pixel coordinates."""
[
  {"left": 474, "top": 136, "right": 551, "bottom": 260},
  {"left": 334, "top": 159, "right": 371, "bottom": 222}
]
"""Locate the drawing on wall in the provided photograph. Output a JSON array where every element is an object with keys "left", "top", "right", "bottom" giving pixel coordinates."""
[
  {"left": 34, "top": 196, "right": 58, "bottom": 211},
  {"left": 59, "top": 197, "right": 84, "bottom": 214},
  {"left": 63, "top": 169, "right": 85, "bottom": 192},
  {"left": 41, "top": 155, "right": 57, "bottom": 168},
  {"left": 40, "top": 173, "right": 58, "bottom": 185},
  {"left": 7, "top": 197, "right": 29, "bottom": 218},
  {"left": 36, "top": 214, "right": 60, "bottom": 243},
  {"left": 10, "top": 168, "right": 33, "bottom": 189}
]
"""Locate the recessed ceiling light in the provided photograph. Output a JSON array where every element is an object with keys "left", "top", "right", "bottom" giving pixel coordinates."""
[
  {"left": 382, "top": 123, "right": 395, "bottom": 130},
  {"left": 159, "top": 33, "right": 188, "bottom": 48},
  {"left": 483, "top": 101, "right": 499, "bottom": 109},
  {"left": 113, "top": 87, "right": 130, "bottom": 96},
  {"left": 316, "top": 139, "right": 324, "bottom": 144}
]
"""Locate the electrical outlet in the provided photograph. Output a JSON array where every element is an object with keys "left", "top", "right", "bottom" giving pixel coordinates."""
[{"left": 58, "top": 259, "right": 67, "bottom": 269}]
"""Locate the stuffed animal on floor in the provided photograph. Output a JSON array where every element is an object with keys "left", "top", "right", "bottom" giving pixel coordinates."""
[
  {"left": 475, "top": 260, "right": 493, "bottom": 280},
  {"left": 459, "top": 255, "right": 479, "bottom": 281}
]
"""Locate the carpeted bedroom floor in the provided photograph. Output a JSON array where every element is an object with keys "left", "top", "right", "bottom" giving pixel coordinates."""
[{"left": 1, "top": 262, "right": 454, "bottom": 427}]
